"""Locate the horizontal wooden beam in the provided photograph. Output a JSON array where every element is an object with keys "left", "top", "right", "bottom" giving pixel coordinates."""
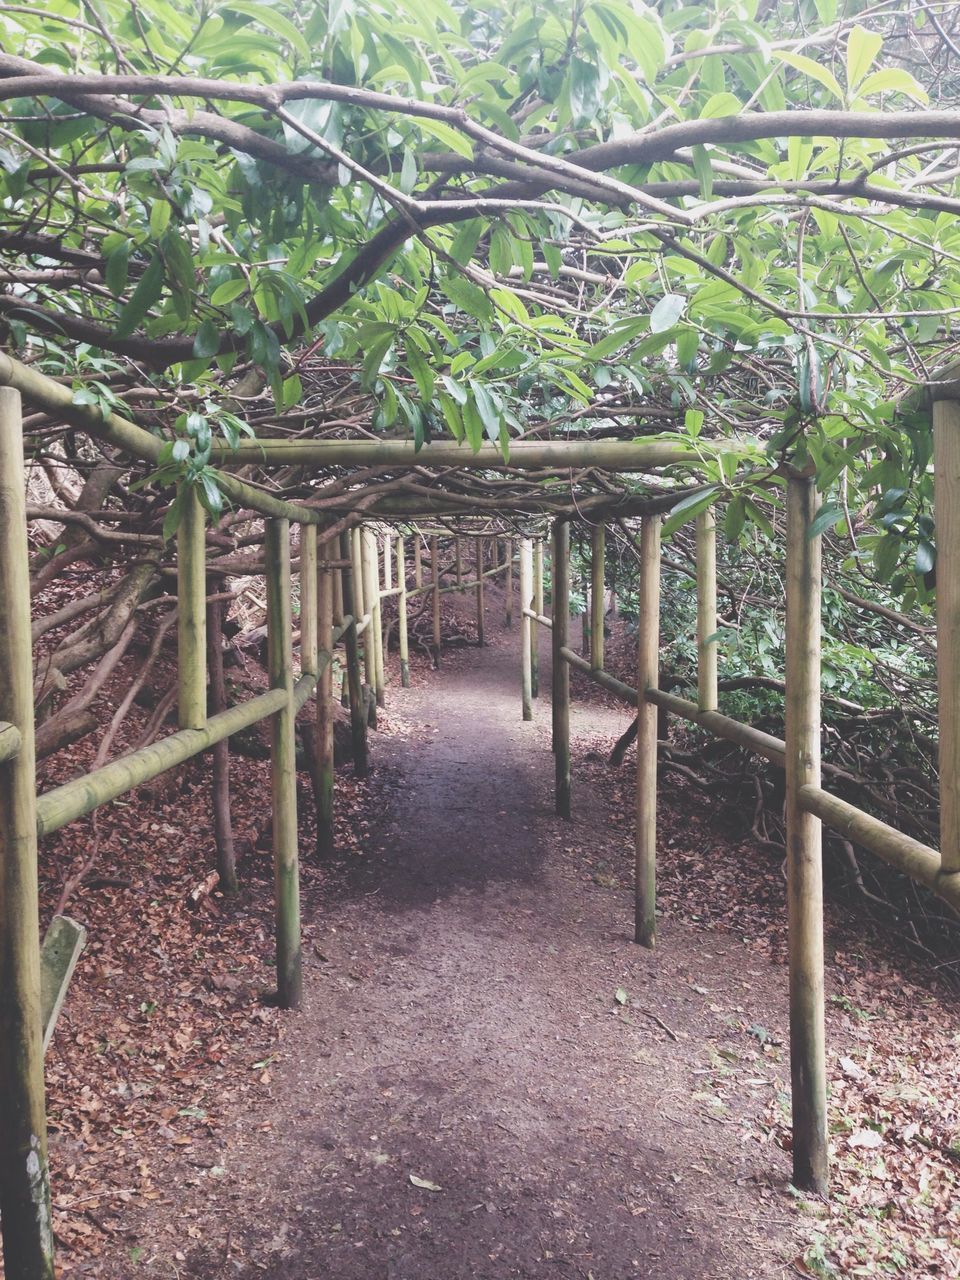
[
  {"left": 0, "top": 720, "right": 21, "bottom": 762},
  {"left": 36, "top": 688, "right": 287, "bottom": 836},
  {"left": 798, "top": 784, "right": 960, "bottom": 912},
  {"left": 209, "top": 437, "right": 742, "bottom": 472},
  {"left": 0, "top": 353, "right": 322, "bottom": 526}
]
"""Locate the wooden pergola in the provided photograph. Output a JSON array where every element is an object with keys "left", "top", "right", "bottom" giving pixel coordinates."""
[{"left": 1, "top": 352, "right": 959, "bottom": 1277}]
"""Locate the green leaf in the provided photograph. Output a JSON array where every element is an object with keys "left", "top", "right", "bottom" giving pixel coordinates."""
[
  {"left": 691, "top": 144, "right": 713, "bottom": 200},
  {"left": 853, "top": 68, "right": 927, "bottom": 105},
  {"left": 700, "top": 93, "right": 741, "bottom": 119},
  {"left": 114, "top": 251, "right": 164, "bottom": 339},
  {"left": 807, "top": 502, "right": 845, "bottom": 539},
  {"left": 649, "top": 293, "right": 686, "bottom": 334},
  {"left": 193, "top": 320, "right": 221, "bottom": 359},
  {"left": 846, "top": 24, "right": 883, "bottom": 90},
  {"left": 105, "top": 240, "right": 130, "bottom": 297},
  {"left": 773, "top": 51, "right": 844, "bottom": 102},
  {"left": 662, "top": 487, "right": 718, "bottom": 539},
  {"left": 211, "top": 278, "right": 249, "bottom": 307},
  {"left": 224, "top": 1, "right": 310, "bottom": 60}
]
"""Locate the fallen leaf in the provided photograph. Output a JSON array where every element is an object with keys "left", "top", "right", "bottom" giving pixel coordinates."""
[{"left": 409, "top": 1173, "right": 442, "bottom": 1192}]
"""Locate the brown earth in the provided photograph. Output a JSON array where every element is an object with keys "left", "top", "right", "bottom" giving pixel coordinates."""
[{"left": 106, "top": 612, "right": 808, "bottom": 1280}]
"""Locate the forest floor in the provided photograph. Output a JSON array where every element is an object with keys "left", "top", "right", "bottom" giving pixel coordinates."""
[{"left": 21, "top": 590, "right": 960, "bottom": 1279}]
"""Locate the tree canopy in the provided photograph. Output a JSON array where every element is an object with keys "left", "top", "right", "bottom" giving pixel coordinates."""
[{"left": 2, "top": 0, "right": 960, "bottom": 597}]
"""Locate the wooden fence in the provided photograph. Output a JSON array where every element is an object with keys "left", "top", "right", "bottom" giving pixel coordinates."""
[
  {"left": 2, "top": 342, "right": 958, "bottom": 1272},
  {"left": 0, "top": 373, "right": 519, "bottom": 1277},
  {"left": 521, "top": 448, "right": 960, "bottom": 1200}
]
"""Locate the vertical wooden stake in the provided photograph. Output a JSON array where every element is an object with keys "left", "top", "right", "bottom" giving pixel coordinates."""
[
  {"left": 431, "top": 535, "right": 442, "bottom": 667},
  {"left": 353, "top": 527, "right": 375, "bottom": 716},
  {"left": 364, "top": 529, "right": 385, "bottom": 709},
  {"left": 785, "top": 474, "right": 828, "bottom": 1195},
  {"left": 398, "top": 536, "right": 410, "bottom": 688},
  {"left": 0, "top": 388, "right": 56, "bottom": 1280},
  {"left": 177, "top": 485, "right": 207, "bottom": 730},
  {"left": 635, "top": 514, "right": 660, "bottom": 948},
  {"left": 532, "top": 539, "right": 543, "bottom": 699},
  {"left": 505, "top": 536, "right": 514, "bottom": 627},
  {"left": 934, "top": 397, "right": 960, "bottom": 874},
  {"left": 552, "top": 518, "right": 571, "bottom": 817},
  {"left": 207, "top": 582, "right": 237, "bottom": 894},
  {"left": 414, "top": 535, "right": 423, "bottom": 590},
  {"left": 476, "top": 536, "right": 485, "bottom": 647},
  {"left": 383, "top": 531, "right": 393, "bottom": 591},
  {"left": 455, "top": 535, "right": 463, "bottom": 589},
  {"left": 316, "top": 536, "right": 334, "bottom": 857},
  {"left": 300, "top": 524, "right": 318, "bottom": 678},
  {"left": 266, "top": 518, "right": 301, "bottom": 1009},
  {"left": 696, "top": 508, "right": 718, "bottom": 712},
  {"left": 591, "top": 522, "right": 605, "bottom": 672},
  {"left": 520, "top": 538, "right": 533, "bottom": 721},
  {"left": 339, "top": 531, "right": 368, "bottom": 776}
]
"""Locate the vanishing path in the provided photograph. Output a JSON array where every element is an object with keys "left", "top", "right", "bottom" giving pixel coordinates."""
[{"left": 177, "top": 629, "right": 802, "bottom": 1278}]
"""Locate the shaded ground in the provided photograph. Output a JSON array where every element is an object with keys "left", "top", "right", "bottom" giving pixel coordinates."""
[
  {"left": 32, "top": 592, "right": 959, "bottom": 1279},
  {"left": 115, "top": 618, "right": 805, "bottom": 1280}
]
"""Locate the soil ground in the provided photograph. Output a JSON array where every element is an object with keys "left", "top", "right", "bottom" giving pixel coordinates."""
[
  {"left": 30, "top": 588, "right": 960, "bottom": 1280},
  {"left": 120, "top": 613, "right": 805, "bottom": 1279}
]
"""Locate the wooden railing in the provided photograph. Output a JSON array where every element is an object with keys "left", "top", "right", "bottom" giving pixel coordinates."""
[{"left": 520, "top": 452, "right": 960, "bottom": 1198}]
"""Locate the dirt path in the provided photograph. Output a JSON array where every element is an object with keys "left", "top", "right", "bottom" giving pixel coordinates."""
[{"left": 139, "top": 627, "right": 805, "bottom": 1279}]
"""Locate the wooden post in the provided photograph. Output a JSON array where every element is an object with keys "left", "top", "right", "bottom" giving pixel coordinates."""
[
  {"left": 934, "top": 397, "right": 960, "bottom": 874},
  {"left": 635, "top": 515, "right": 660, "bottom": 948},
  {"left": 505, "top": 536, "right": 514, "bottom": 627},
  {"left": 431, "top": 535, "right": 441, "bottom": 667},
  {"left": 476, "top": 536, "right": 485, "bottom": 647},
  {"left": 455, "top": 535, "right": 463, "bottom": 588},
  {"left": 552, "top": 518, "right": 571, "bottom": 817},
  {"left": 266, "top": 518, "right": 301, "bottom": 1009},
  {"left": 364, "top": 528, "right": 385, "bottom": 709},
  {"left": 397, "top": 536, "right": 410, "bottom": 687},
  {"left": 383, "top": 531, "right": 393, "bottom": 591},
  {"left": 0, "top": 387, "right": 56, "bottom": 1280},
  {"left": 785, "top": 474, "right": 828, "bottom": 1196},
  {"left": 591, "top": 522, "right": 605, "bottom": 672},
  {"left": 353, "top": 527, "right": 375, "bottom": 718},
  {"left": 207, "top": 583, "right": 237, "bottom": 894},
  {"left": 300, "top": 524, "right": 318, "bottom": 678},
  {"left": 339, "top": 530, "right": 368, "bottom": 776},
  {"left": 315, "top": 537, "right": 335, "bottom": 857},
  {"left": 336, "top": 564, "right": 348, "bottom": 708},
  {"left": 177, "top": 486, "right": 207, "bottom": 730},
  {"left": 696, "top": 508, "right": 718, "bottom": 712},
  {"left": 414, "top": 535, "right": 423, "bottom": 590},
  {"left": 532, "top": 539, "right": 543, "bottom": 698},
  {"left": 520, "top": 538, "right": 533, "bottom": 721}
]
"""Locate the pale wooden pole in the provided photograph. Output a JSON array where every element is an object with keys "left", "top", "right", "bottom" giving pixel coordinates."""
[
  {"left": 339, "top": 530, "right": 368, "bottom": 776},
  {"left": 591, "top": 521, "right": 605, "bottom": 672},
  {"left": 265, "top": 518, "right": 302, "bottom": 1008},
  {"left": 696, "top": 508, "right": 719, "bottom": 712},
  {"left": 934, "top": 396, "right": 960, "bottom": 874},
  {"left": 635, "top": 514, "right": 661, "bottom": 948},
  {"left": 414, "top": 535, "right": 423, "bottom": 590},
  {"left": 397, "top": 536, "right": 410, "bottom": 688},
  {"left": 300, "top": 524, "right": 318, "bottom": 678},
  {"left": 476, "top": 535, "right": 486, "bottom": 646},
  {"left": 177, "top": 486, "right": 207, "bottom": 729},
  {"left": 431, "top": 535, "right": 442, "bottom": 667},
  {"left": 353, "top": 527, "right": 375, "bottom": 711},
  {"left": 532, "top": 539, "right": 543, "bottom": 698},
  {"left": 785, "top": 474, "right": 828, "bottom": 1195},
  {"left": 316, "top": 536, "right": 334, "bottom": 857},
  {"left": 505, "top": 536, "right": 514, "bottom": 627},
  {"left": 520, "top": 538, "right": 533, "bottom": 721},
  {"left": 364, "top": 528, "right": 385, "bottom": 709},
  {"left": 552, "top": 518, "right": 571, "bottom": 817},
  {"left": 0, "top": 387, "right": 56, "bottom": 1280},
  {"left": 383, "top": 531, "right": 393, "bottom": 591},
  {"left": 455, "top": 534, "right": 463, "bottom": 588}
]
